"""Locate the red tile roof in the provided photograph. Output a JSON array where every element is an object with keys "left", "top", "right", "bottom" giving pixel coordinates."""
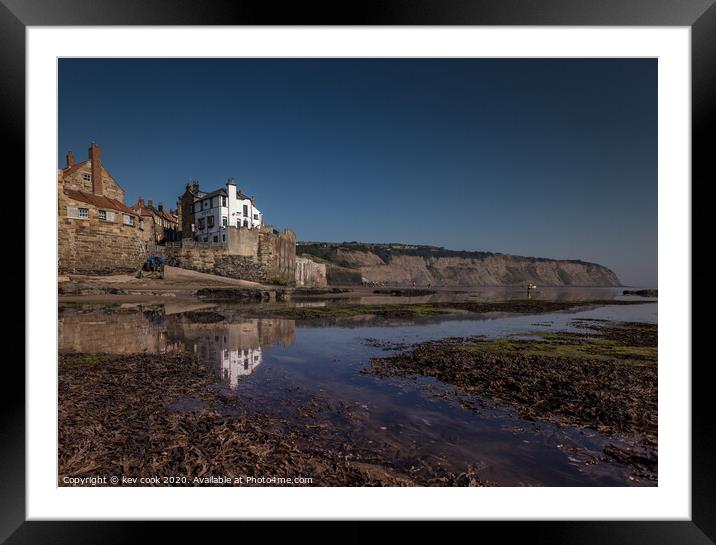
[
  {"left": 64, "top": 188, "right": 138, "bottom": 216},
  {"left": 130, "top": 201, "right": 179, "bottom": 223},
  {"left": 157, "top": 210, "right": 178, "bottom": 223},
  {"left": 130, "top": 205, "right": 154, "bottom": 218}
]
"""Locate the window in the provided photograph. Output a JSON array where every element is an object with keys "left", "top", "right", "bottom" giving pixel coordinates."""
[
  {"left": 253, "top": 214, "right": 259, "bottom": 220},
  {"left": 98, "top": 210, "right": 106, "bottom": 221},
  {"left": 189, "top": 204, "right": 194, "bottom": 214},
  {"left": 222, "top": 234, "right": 226, "bottom": 242},
  {"left": 222, "top": 216, "right": 228, "bottom": 227},
  {"left": 82, "top": 173, "right": 91, "bottom": 182},
  {"left": 123, "top": 214, "right": 134, "bottom": 226},
  {"left": 243, "top": 219, "right": 248, "bottom": 227},
  {"left": 221, "top": 196, "right": 227, "bottom": 206},
  {"left": 243, "top": 204, "right": 248, "bottom": 216},
  {"left": 198, "top": 218, "right": 205, "bottom": 230},
  {"left": 213, "top": 236, "right": 218, "bottom": 243},
  {"left": 237, "top": 219, "right": 241, "bottom": 228},
  {"left": 204, "top": 200, "right": 209, "bottom": 209},
  {"left": 106, "top": 211, "right": 116, "bottom": 222},
  {"left": 66, "top": 206, "right": 89, "bottom": 219},
  {"left": 207, "top": 215, "right": 214, "bottom": 228}
]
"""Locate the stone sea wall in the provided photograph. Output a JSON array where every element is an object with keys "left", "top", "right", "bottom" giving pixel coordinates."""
[{"left": 167, "top": 227, "right": 297, "bottom": 284}]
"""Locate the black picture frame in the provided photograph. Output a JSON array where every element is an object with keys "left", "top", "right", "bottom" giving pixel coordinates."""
[{"left": 2, "top": 0, "right": 711, "bottom": 542}]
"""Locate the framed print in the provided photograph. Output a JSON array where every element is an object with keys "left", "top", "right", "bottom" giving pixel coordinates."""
[{"left": 2, "top": 0, "right": 713, "bottom": 542}]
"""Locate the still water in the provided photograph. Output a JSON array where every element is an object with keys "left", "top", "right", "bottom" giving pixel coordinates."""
[{"left": 58, "top": 287, "right": 657, "bottom": 486}]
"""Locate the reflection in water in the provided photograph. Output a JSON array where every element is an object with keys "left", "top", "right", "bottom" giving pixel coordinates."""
[
  {"left": 58, "top": 308, "right": 295, "bottom": 389},
  {"left": 169, "top": 319, "right": 294, "bottom": 389},
  {"left": 58, "top": 297, "right": 657, "bottom": 486},
  {"left": 58, "top": 308, "right": 178, "bottom": 354}
]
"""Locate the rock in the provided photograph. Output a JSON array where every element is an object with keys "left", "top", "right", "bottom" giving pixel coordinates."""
[
  {"left": 622, "top": 289, "right": 657, "bottom": 297},
  {"left": 195, "top": 287, "right": 274, "bottom": 302}
]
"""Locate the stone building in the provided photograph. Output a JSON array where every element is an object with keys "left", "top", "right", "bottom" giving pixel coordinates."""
[
  {"left": 170, "top": 175, "right": 299, "bottom": 284},
  {"left": 58, "top": 143, "right": 150, "bottom": 274},
  {"left": 130, "top": 198, "right": 180, "bottom": 245},
  {"left": 178, "top": 179, "right": 263, "bottom": 243}
]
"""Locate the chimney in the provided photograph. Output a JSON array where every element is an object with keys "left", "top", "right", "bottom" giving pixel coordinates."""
[
  {"left": 138, "top": 198, "right": 145, "bottom": 207},
  {"left": 148, "top": 199, "right": 154, "bottom": 208},
  {"left": 158, "top": 203, "right": 164, "bottom": 212},
  {"left": 88, "top": 142, "right": 102, "bottom": 195},
  {"left": 66, "top": 151, "right": 74, "bottom": 168},
  {"left": 227, "top": 177, "right": 236, "bottom": 186}
]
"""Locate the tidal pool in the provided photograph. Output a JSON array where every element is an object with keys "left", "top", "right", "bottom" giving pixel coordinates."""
[{"left": 58, "top": 292, "right": 657, "bottom": 486}]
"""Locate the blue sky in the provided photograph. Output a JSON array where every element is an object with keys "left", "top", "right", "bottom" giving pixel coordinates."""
[{"left": 58, "top": 58, "right": 657, "bottom": 286}]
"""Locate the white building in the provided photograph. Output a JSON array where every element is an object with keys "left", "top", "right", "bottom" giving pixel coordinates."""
[
  {"left": 184, "top": 322, "right": 267, "bottom": 390},
  {"left": 221, "top": 346, "right": 263, "bottom": 389},
  {"left": 188, "top": 178, "right": 263, "bottom": 243}
]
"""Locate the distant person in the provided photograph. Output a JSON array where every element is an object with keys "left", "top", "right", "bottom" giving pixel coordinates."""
[{"left": 526, "top": 282, "right": 536, "bottom": 300}]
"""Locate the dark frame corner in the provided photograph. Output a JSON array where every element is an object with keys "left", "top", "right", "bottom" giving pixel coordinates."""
[{"left": 2, "top": 0, "right": 713, "bottom": 543}]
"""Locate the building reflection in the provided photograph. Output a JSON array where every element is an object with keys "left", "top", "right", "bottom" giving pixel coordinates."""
[
  {"left": 176, "top": 319, "right": 295, "bottom": 389},
  {"left": 58, "top": 307, "right": 182, "bottom": 354},
  {"left": 58, "top": 306, "right": 295, "bottom": 389}
]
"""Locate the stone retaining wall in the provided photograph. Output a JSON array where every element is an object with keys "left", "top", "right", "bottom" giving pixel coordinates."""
[
  {"left": 166, "top": 227, "right": 297, "bottom": 284},
  {"left": 295, "top": 257, "right": 327, "bottom": 287}
]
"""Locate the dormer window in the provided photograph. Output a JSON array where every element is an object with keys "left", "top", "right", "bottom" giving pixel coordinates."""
[{"left": 82, "top": 173, "right": 91, "bottom": 182}]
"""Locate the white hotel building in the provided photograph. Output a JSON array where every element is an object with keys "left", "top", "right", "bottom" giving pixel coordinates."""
[{"left": 189, "top": 178, "right": 263, "bottom": 243}]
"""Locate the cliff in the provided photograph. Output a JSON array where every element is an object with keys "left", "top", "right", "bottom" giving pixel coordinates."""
[{"left": 297, "top": 242, "right": 621, "bottom": 287}]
